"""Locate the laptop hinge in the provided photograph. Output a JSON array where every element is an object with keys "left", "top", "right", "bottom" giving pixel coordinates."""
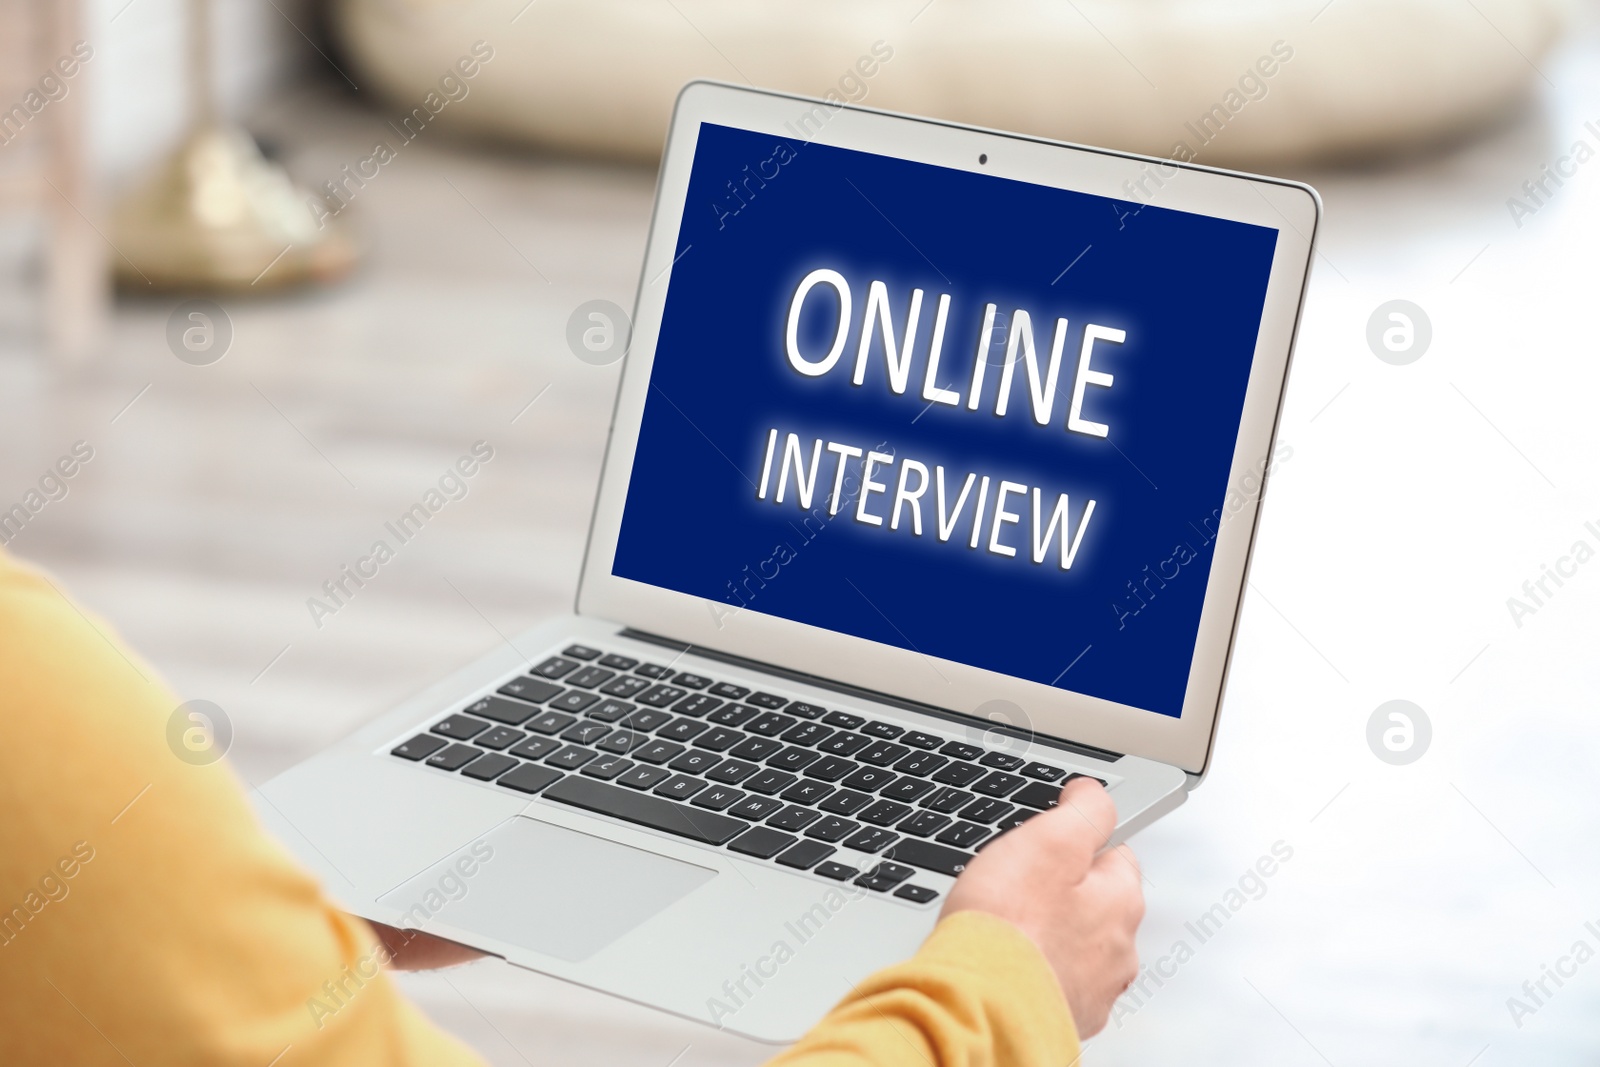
[{"left": 618, "top": 627, "right": 1125, "bottom": 764}]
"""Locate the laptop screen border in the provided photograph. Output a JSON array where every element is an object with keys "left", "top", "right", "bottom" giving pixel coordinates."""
[{"left": 576, "top": 81, "right": 1318, "bottom": 776}]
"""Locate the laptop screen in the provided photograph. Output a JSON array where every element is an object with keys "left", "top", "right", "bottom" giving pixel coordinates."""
[{"left": 611, "top": 121, "right": 1280, "bottom": 719}]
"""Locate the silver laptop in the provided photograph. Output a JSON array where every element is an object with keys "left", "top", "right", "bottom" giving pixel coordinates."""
[{"left": 259, "top": 81, "right": 1318, "bottom": 1043}]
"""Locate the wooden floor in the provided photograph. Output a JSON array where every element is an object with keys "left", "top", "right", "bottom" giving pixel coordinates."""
[{"left": 5, "top": 27, "right": 1600, "bottom": 1064}]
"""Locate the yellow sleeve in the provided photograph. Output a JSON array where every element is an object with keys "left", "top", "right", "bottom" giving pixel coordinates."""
[
  {"left": 0, "top": 551, "right": 484, "bottom": 1067},
  {"left": 764, "top": 910, "right": 1081, "bottom": 1067}
]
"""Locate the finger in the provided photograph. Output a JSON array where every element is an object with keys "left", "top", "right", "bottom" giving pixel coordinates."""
[{"left": 1052, "top": 777, "right": 1118, "bottom": 851}]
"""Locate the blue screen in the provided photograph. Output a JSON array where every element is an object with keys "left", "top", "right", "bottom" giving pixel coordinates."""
[{"left": 612, "top": 122, "right": 1278, "bottom": 718}]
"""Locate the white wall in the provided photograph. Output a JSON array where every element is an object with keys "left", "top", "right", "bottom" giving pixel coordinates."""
[{"left": 83, "top": 0, "right": 316, "bottom": 183}]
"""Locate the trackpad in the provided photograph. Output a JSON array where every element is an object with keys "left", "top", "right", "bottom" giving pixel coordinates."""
[{"left": 376, "top": 816, "right": 717, "bottom": 962}]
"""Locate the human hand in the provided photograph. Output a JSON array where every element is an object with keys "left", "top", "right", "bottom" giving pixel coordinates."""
[
  {"left": 940, "top": 777, "right": 1143, "bottom": 1037},
  {"left": 367, "top": 921, "right": 488, "bottom": 971}
]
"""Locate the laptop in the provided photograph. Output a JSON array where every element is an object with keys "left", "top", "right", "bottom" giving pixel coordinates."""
[{"left": 259, "top": 80, "right": 1318, "bottom": 1043}]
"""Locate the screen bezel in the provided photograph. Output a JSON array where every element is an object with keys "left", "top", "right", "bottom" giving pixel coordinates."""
[{"left": 576, "top": 80, "right": 1318, "bottom": 775}]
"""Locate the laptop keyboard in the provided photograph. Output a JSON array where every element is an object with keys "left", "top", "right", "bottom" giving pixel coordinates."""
[{"left": 389, "top": 643, "right": 1108, "bottom": 905}]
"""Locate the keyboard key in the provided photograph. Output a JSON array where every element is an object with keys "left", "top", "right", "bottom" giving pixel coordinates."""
[
  {"left": 474, "top": 726, "right": 525, "bottom": 751},
  {"left": 921, "top": 787, "right": 974, "bottom": 813},
  {"left": 692, "top": 785, "right": 746, "bottom": 811},
  {"left": 859, "top": 800, "right": 913, "bottom": 827},
  {"left": 880, "top": 777, "right": 936, "bottom": 803},
  {"left": 781, "top": 722, "right": 832, "bottom": 746},
  {"left": 549, "top": 690, "right": 601, "bottom": 714},
  {"left": 581, "top": 755, "right": 634, "bottom": 781},
  {"left": 496, "top": 763, "right": 564, "bottom": 794},
  {"left": 861, "top": 721, "right": 905, "bottom": 739},
  {"left": 563, "top": 644, "right": 601, "bottom": 660},
  {"left": 895, "top": 884, "right": 940, "bottom": 904},
  {"left": 707, "top": 704, "right": 758, "bottom": 728},
  {"left": 616, "top": 765, "right": 672, "bottom": 790},
  {"left": 862, "top": 861, "right": 914, "bottom": 885},
  {"left": 937, "top": 822, "right": 994, "bottom": 849},
  {"left": 668, "top": 749, "right": 722, "bottom": 776},
  {"left": 709, "top": 681, "right": 751, "bottom": 700},
  {"left": 858, "top": 741, "right": 911, "bottom": 767},
  {"left": 804, "top": 756, "right": 858, "bottom": 782},
  {"left": 459, "top": 748, "right": 520, "bottom": 779},
  {"left": 818, "top": 732, "right": 871, "bottom": 757},
  {"left": 599, "top": 675, "right": 652, "bottom": 699},
  {"left": 566, "top": 666, "right": 616, "bottom": 689},
  {"left": 781, "top": 779, "right": 835, "bottom": 805},
  {"left": 653, "top": 774, "right": 708, "bottom": 800},
  {"left": 596, "top": 729, "right": 649, "bottom": 754},
  {"left": 432, "top": 714, "right": 492, "bottom": 741},
  {"left": 427, "top": 744, "right": 482, "bottom": 771},
  {"left": 898, "top": 810, "right": 952, "bottom": 837},
  {"left": 587, "top": 699, "right": 636, "bottom": 723},
  {"left": 638, "top": 685, "right": 689, "bottom": 708},
  {"left": 673, "top": 672, "right": 713, "bottom": 689},
  {"left": 622, "top": 709, "right": 672, "bottom": 732},
  {"left": 658, "top": 717, "right": 709, "bottom": 742},
  {"left": 465, "top": 697, "right": 541, "bottom": 726},
  {"left": 805, "top": 816, "right": 859, "bottom": 842},
  {"left": 842, "top": 827, "right": 898, "bottom": 853},
  {"left": 995, "top": 810, "right": 1038, "bottom": 833},
  {"left": 693, "top": 727, "right": 746, "bottom": 752},
  {"left": 1013, "top": 781, "right": 1065, "bottom": 810},
  {"left": 767, "top": 746, "right": 820, "bottom": 772},
  {"left": 973, "top": 772, "right": 1026, "bottom": 798},
  {"left": 507, "top": 735, "right": 561, "bottom": 760},
  {"left": 767, "top": 805, "right": 822, "bottom": 831},
  {"left": 1065, "top": 771, "right": 1109, "bottom": 787},
  {"left": 707, "top": 758, "right": 761, "bottom": 784},
  {"left": 391, "top": 734, "right": 447, "bottom": 760},
  {"left": 979, "top": 751, "right": 1025, "bottom": 771},
  {"left": 822, "top": 711, "right": 865, "bottom": 729},
  {"left": 727, "top": 827, "right": 796, "bottom": 858},
  {"left": 745, "top": 769, "right": 798, "bottom": 795},
  {"left": 747, "top": 692, "right": 788, "bottom": 709},
  {"left": 546, "top": 745, "right": 599, "bottom": 770},
  {"left": 730, "top": 736, "right": 783, "bottom": 761},
  {"left": 787, "top": 702, "right": 826, "bottom": 720},
  {"left": 818, "top": 789, "right": 873, "bottom": 815},
  {"left": 634, "top": 663, "right": 674, "bottom": 679},
  {"left": 959, "top": 797, "right": 1014, "bottom": 823},
  {"left": 895, "top": 751, "right": 947, "bottom": 776},
  {"left": 885, "top": 838, "right": 975, "bottom": 877},
  {"left": 673, "top": 694, "right": 723, "bottom": 718},
  {"left": 545, "top": 776, "right": 744, "bottom": 844},
  {"left": 534, "top": 656, "right": 580, "bottom": 678},
  {"left": 776, "top": 841, "right": 836, "bottom": 870},
  {"left": 840, "top": 766, "right": 896, "bottom": 792},
  {"left": 854, "top": 874, "right": 900, "bottom": 892},
  {"left": 526, "top": 711, "right": 578, "bottom": 735},
  {"left": 931, "top": 762, "right": 986, "bottom": 787},
  {"left": 560, "top": 721, "right": 613, "bottom": 746},
  {"left": 1022, "top": 761, "right": 1066, "bottom": 781},
  {"left": 902, "top": 731, "right": 943, "bottom": 750},
  {"left": 940, "top": 741, "right": 983, "bottom": 761},
  {"left": 633, "top": 740, "right": 685, "bottom": 764},
  {"left": 497, "top": 677, "right": 564, "bottom": 704},
  {"left": 815, "top": 861, "right": 858, "bottom": 881},
  {"left": 599, "top": 653, "right": 638, "bottom": 670},
  {"left": 729, "top": 795, "right": 785, "bottom": 820},
  {"left": 746, "top": 712, "right": 797, "bottom": 737}
]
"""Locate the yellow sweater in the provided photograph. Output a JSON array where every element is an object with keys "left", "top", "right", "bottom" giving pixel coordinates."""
[{"left": 0, "top": 552, "right": 1080, "bottom": 1066}]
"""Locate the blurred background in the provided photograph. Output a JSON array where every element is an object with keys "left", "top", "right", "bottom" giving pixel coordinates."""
[{"left": 4, "top": 0, "right": 1599, "bottom": 1063}]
